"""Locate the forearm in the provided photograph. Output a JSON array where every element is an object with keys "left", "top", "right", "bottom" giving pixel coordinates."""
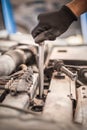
[{"left": 66, "top": 0, "right": 87, "bottom": 17}]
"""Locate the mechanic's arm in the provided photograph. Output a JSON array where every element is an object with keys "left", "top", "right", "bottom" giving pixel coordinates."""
[
  {"left": 67, "top": 0, "right": 87, "bottom": 17},
  {"left": 32, "top": 0, "right": 87, "bottom": 43}
]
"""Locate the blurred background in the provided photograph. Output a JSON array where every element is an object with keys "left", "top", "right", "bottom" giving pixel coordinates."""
[{"left": 0, "top": 0, "right": 87, "bottom": 45}]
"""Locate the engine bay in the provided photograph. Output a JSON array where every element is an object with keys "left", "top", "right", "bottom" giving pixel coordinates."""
[{"left": 0, "top": 36, "right": 87, "bottom": 130}]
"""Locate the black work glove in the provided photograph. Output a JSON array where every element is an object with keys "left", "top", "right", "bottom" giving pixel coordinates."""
[{"left": 32, "top": 5, "right": 77, "bottom": 43}]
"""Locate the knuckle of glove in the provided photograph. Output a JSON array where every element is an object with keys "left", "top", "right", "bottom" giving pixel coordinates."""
[
  {"left": 38, "top": 13, "right": 47, "bottom": 21},
  {"left": 31, "top": 24, "right": 43, "bottom": 38},
  {"left": 32, "top": 23, "right": 51, "bottom": 38},
  {"left": 31, "top": 29, "right": 36, "bottom": 38}
]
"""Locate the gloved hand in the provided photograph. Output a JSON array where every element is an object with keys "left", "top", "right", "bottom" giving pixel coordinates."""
[{"left": 32, "top": 5, "right": 77, "bottom": 43}]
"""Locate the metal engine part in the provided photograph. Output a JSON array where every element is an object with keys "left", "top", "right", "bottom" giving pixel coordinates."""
[
  {"left": 0, "top": 45, "right": 37, "bottom": 76},
  {"left": 0, "top": 45, "right": 87, "bottom": 130},
  {"left": 5, "top": 65, "right": 33, "bottom": 96},
  {"left": 0, "top": 65, "right": 39, "bottom": 116},
  {"left": 78, "top": 68, "right": 87, "bottom": 84},
  {"left": 74, "top": 85, "right": 87, "bottom": 126}
]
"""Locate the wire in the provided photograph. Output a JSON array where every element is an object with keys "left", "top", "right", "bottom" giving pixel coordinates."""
[
  {"left": 0, "top": 103, "right": 38, "bottom": 116},
  {"left": 0, "top": 115, "right": 56, "bottom": 127},
  {"left": 0, "top": 104, "right": 56, "bottom": 124}
]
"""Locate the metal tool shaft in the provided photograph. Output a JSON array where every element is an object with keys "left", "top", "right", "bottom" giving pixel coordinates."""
[
  {"left": 38, "top": 42, "right": 44, "bottom": 98},
  {"left": 61, "top": 66, "right": 77, "bottom": 80}
]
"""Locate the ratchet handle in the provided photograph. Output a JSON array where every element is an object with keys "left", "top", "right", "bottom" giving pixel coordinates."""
[{"left": 38, "top": 42, "right": 44, "bottom": 98}]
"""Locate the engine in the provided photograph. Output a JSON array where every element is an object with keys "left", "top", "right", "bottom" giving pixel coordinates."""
[{"left": 0, "top": 35, "right": 87, "bottom": 130}]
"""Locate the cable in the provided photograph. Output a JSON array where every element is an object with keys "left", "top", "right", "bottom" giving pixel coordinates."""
[
  {"left": 0, "top": 103, "right": 38, "bottom": 116},
  {"left": 0, "top": 104, "right": 56, "bottom": 124}
]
